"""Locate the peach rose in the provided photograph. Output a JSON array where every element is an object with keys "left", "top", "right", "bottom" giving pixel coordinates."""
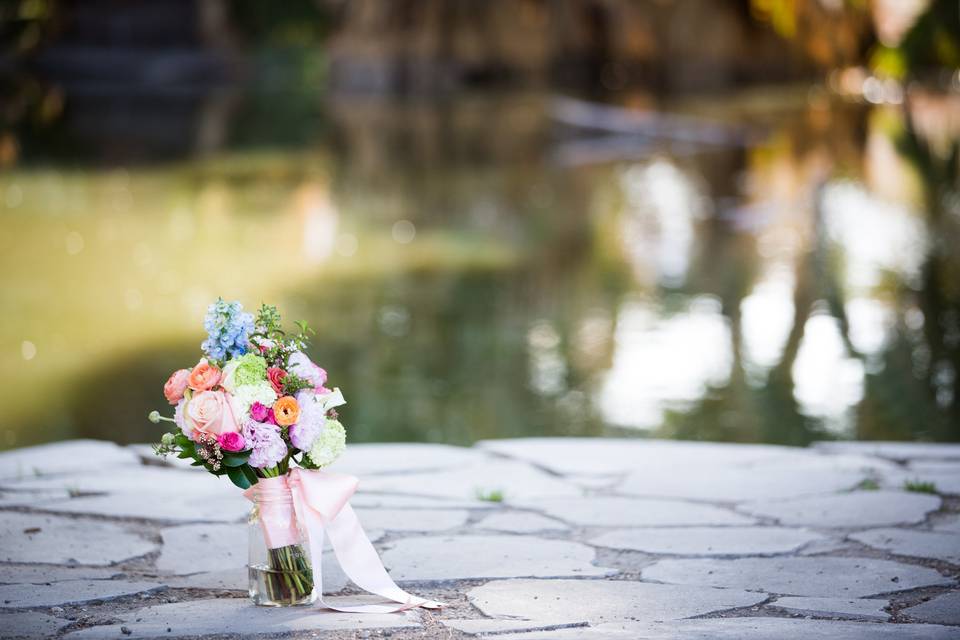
[
  {"left": 273, "top": 396, "right": 300, "bottom": 426},
  {"left": 188, "top": 358, "right": 222, "bottom": 392},
  {"left": 163, "top": 369, "right": 190, "bottom": 405},
  {"left": 186, "top": 390, "right": 240, "bottom": 439}
]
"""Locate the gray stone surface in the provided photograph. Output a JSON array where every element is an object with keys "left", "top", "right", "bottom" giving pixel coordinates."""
[
  {"left": 468, "top": 578, "right": 766, "bottom": 624},
  {"left": 0, "top": 440, "right": 140, "bottom": 482},
  {"left": 0, "top": 611, "right": 69, "bottom": 638},
  {"left": 354, "top": 508, "right": 469, "bottom": 532},
  {"left": 157, "top": 524, "right": 245, "bottom": 574},
  {"left": 643, "top": 557, "right": 954, "bottom": 597},
  {"left": 527, "top": 496, "right": 755, "bottom": 527},
  {"left": 0, "top": 565, "right": 119, "bottom": 584},
  {"left": 381, "top": 535, "right": 614, "bottom": 581},
  {"left": 903, "top": 592, "right": 960, "bottom": 625},
  {"left": 0, "top": 513, "right": 156, "bottom": 565},
  {"left": 590, "top": 526, "right": 823, "bottom": 556},
  {"left": 0, "top": 579, "right": 164, "bottom": 608},
  {"left": 359, "top": 459, "right": 581, "bottom": 502},
  {"left": 477, "top": 511, "right": 570, "bottom": 533},
  {"left": 850, "top": 528, "right": 960, "bottom": 563},
  {"left": 814, "top": 441, "right": 960, "bottom": 462},
  {"left": 494, "top": 619, "right": 960, "bottom": 639},
  {"left": 40, "top": 490, "right": 250, "bottom": 523},
  {"left": 62, "top": 597, "right": 419, "bottom": 638},
  {"left": 740, "top": 491, "right": 941, "bottom": 528},
  {"left": 333, "top": 443, "right": 484, "bottom": 475},
  {"left": 770, "top": 596, "right": 890, "bottom": 621},
  {"left": 2, "top": 436, "right": 958, "bottom": 639}
]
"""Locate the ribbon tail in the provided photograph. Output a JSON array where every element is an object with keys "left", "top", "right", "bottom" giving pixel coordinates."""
[
  {"left": 291, "top": 485, "right": 440, "bottom": 613},
  {"left": 325, "top": 503, "right": 441, "bottom": 612}
]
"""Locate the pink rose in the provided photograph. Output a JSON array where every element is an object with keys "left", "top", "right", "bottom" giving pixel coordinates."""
[
  {"left": 186, "top": 390, "right": 240, "bottom": 440},
  {"left": 188, "top": 358, "right": 222, "bottom": 392},
  {"left": 250, "top": 401, "right": 270, "bottom": 422},
  {"left": 163, "top": 369, "right": 190, "bottom": 405},
  {"left": 267, "top": 367, "right": 288, "bottom": 395},
  {"left": 218, "top": 432, "right": 246, "bottom": 452}
]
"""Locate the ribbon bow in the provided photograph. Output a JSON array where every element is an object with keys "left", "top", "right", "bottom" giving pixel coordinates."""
[{"left": 244, "top": 469, "right": 441, "bottom": 613}]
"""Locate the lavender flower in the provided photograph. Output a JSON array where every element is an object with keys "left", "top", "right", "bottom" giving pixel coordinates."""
[
  {"left": 243, "top": 420, "right": 287, "bottom": 469},
  {"left": 288, "top": 390, "right": 325, "bottom": 451},
  {"left": 201, "top": 298, "right": 255, "bottom": 362}
]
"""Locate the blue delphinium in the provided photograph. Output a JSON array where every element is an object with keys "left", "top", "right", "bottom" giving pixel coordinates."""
[{"left": 201, "top": 298, "right": 255, "bottom": 362}]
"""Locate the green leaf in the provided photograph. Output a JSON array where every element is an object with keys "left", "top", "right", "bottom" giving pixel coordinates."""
[
  {"left": 226, "top": 465, "right": 252, "bottom": 490},
  {"left": 221, "top": 451, "right": 251, "bottom": 467},
  {"left": 241, "top": 464, "right": 259, "bottom": 486}
]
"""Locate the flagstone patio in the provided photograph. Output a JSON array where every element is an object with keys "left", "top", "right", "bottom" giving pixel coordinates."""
[{"left": 0, "top": 437, "right": 958, "bottom": 639}]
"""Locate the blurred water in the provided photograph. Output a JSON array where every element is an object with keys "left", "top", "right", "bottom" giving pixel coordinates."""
[{"left": 1, "top": 88, "right": 957, "bottom": 449}]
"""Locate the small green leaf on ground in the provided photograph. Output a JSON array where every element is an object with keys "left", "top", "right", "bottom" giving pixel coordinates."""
[
  {"left": 904, "top": 479, "right": 937, "bottom": 494},
  {"left": 475, "top": 488, "right": 505, "bottom": 502}
]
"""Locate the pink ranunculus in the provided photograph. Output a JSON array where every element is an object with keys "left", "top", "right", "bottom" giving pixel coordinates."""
[
  {"left": 163, "top": 369, "right": 191, "bottom": 405},
  {"left": 218, "top": 431, "right": 246, "bottom": 452},
  {"left": 249, "top": 401, "right": 270, "bottom": 423},
  {"left": 267, "top": 367, "right": 288, "bottom": 395},
  {"left": 265, "top": 408, "right": 278, "bottom": 425},
  {"left": 188, "top": 358, "right": 222, "bottom": 392},
  {"left": 186, "top": 390, "right": 240, "bottom": 440}
]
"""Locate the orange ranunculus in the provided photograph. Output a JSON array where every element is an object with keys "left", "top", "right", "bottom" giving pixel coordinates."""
[
  {"left": 188, "top": 358, "right": 222, "bottom": 391},
  {"left": 273, "top": 396, "right": 300, "bottom": 426}
]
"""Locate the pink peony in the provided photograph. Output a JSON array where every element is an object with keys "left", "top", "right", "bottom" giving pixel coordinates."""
[
  {"left": 218, "top": 431, "right": 246, "bottom": 452},
  {"left": 267, "top": 367, "right": 287, "bottom": 395},
  {"left": 186, "top": 390, "right": 240, "bottom": 440},
  {"left": 287, "top": 352, "right": 329, "bottom": 393},
  {"left": 250, "top": 401, "right": 270, "bottom": 422},
  {"left": 163, "top": 369, "right": 190, "bottom": 405}
]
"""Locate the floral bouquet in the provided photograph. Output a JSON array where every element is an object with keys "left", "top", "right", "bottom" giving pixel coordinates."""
[{"left": 150, "top": 300, "right": 438, "bottom": 612}]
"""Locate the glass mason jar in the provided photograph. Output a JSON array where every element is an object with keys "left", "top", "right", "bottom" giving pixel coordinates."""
[{"left": 247, "top": 481, "right": 316, "bottom": 606}]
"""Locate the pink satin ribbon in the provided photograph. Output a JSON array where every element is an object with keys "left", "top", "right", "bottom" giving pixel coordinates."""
[{"left": 244, "top": 470, "right": 441, "bottom": 613}]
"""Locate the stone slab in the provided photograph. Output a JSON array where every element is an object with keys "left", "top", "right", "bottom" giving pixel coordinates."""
[
  {"left": 62, "top": 596, "right": 419, "bottom": 638},
  {"left": 0, "top": 580, "right": 164, "bottom": 608},
  {"left": 351, "top": 492, "right": 492, "bottom": 510},
  {"left": 354, "top": 508, "right": 469, "bottom": 532},
  {"left": 903, "top": 592, "right": 960, "bottom": 625},
  {"left": 0, "top": 565, "right": 119, "bottom": 585},
  {"left": 770, "top": 596, "right": 890, "bottom": 621},
  {"left": 590, "top": 526, "right": 823, "bottom": 556},
  {"left": 476, "top": 512, "right": 570, "bottom": 533},
  {"left": 358, "top": 459, "right": 581, "bottom": 502},
  {"left": 813, "top": 441, "right": 960, "bottom": 462},
  {"left": 526, "top": 496, "right": 755, "bottom": 527},
  {"left": 380, "top": 535, "right": 614, "bottom": 581},
  {"left": 643, "top": 557, "right": 954, "bottom": 597},
  {"left": 40, "top": 490, "right": 250, "bottom": 523},
  {"left": 739, "top": 491, "right": 940, "bottom": 528},
  {"left": 0, "top": 513, "right": 156, "bottom": 566},
  {"left": 619, "top": 456, "right": 892, "bottom": 503},
  {"left": 850, "top": 528, "right": 960, "bottom": 563},
  {"left": 0, "top": 440, "right": 140, "bottom": 481},
  {"left": 443, "top": 619, "right": 590, "bottom": 635},
  {"left": 332, "top": 443, "right": 484, "bottom": 476},
  {"left": 468, "top": 578, "right": 766, "bottom": 624},
  {"left": 478, "top": 438, "right": 790, "bottom": 476},
  {"left": 881, "top": 468, "right": 960, "bottom": 495},
  {"left": 0, "top": 611, "right": 69, "bottom": 638},
  {"left": 0, "top": 489, "right": 72, "bottom": 508},
  {"left": 493, "top": 618, "right": 960, "bottom": 640},
  {"left": 157, "top": 524, "right": 245, "bottom": 575},
  {"left": 932, "top": 515, "right": 960, "bottom": 533}
]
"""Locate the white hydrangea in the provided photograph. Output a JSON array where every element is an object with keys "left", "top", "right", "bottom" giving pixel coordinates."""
[
  {"left": 229, "top": 382, "right": 277, "bottom": 420},
  {"left": 308, "top": 419, "right": 346, "bottom": 467}
]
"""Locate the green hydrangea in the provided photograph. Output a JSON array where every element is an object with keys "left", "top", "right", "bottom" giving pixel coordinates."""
[
  {"left": 308, "top": 419, "right": 346, "bottom": 467},
  {"left": 233, "top": 353, "right": 267, "bottom": 387}
]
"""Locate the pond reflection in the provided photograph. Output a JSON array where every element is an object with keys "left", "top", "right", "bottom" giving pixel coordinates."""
[{"left": 0, "top": 90, "right": 957, "bottom": 449}]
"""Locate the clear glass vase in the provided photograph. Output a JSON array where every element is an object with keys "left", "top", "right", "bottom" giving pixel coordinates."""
[{"left": 248, "top": 498, "right": 316, "bottom": 607}]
